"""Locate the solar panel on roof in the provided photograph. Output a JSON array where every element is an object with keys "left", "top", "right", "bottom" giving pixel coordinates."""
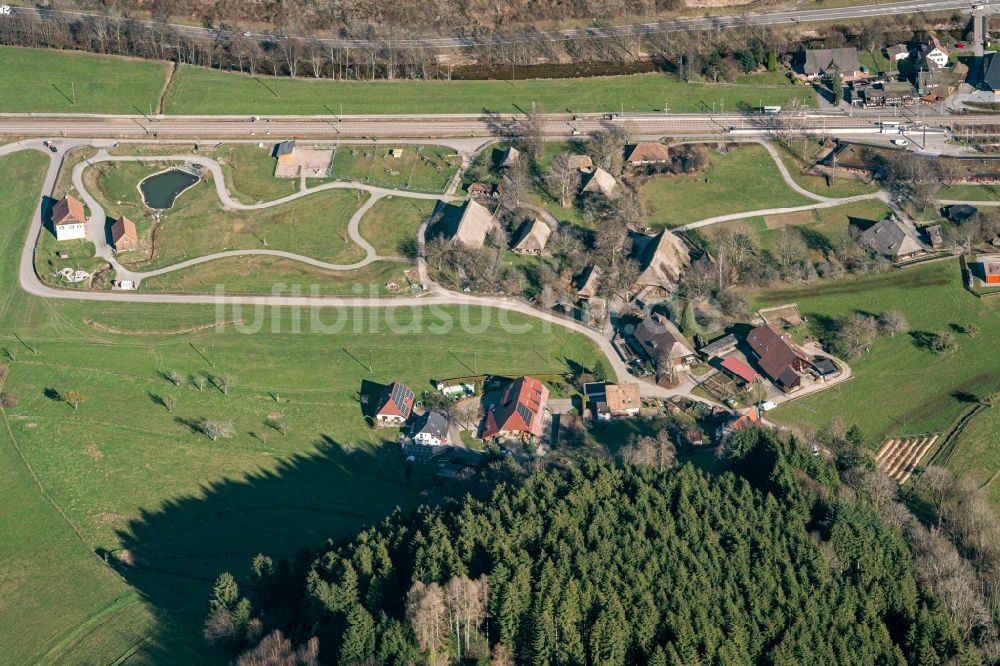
[
  {"left": 515, "top": 403, "right": 533, "bottom": 426},
  {"left": 390, "top": 383, "right": 413, "bottom": 409}
]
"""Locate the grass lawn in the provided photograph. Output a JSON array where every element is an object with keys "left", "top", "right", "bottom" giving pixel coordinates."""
[
  {"left": 751, "top": 260, "right": 1000, "bottom": 442},
  {"left": 165, "top": 66, "right": 815, "bottom": 115},
  {"left": 213, "top": 144, "right": 299, "bottom": 203},
  {"left": 141, "top": 257, "right": 411, "bottom": 296},
  {"left": 33, "top": 234, "right": 111, "bottom": 290},
  {"left": 772, "top": 142, "right": 881, "bottom": 198},
  {"left": 945, "top": 406, "right": 1000, "bottom": 510},
  {"left": 937, "top": 183, "right": 1000, "bottom": 201},
  {"left": 2, "top": 148, "right": 608, "bottom": 662},
  {"left": 0, "top": 150, "right": 140, "bottom": 666},
  {"left": 0, "top": 47, "right": 169, "bottom": 114},
  {"left": 699, "top": 199, "right": 891, "bottom": 256},
  {"left": 639, "top": 144, "right": 813, "bottom": 228},
  {"left": 321, "top": 145, "right": 460, "bottom": 193},
  {"left": 85, "top": 161, "right": 369, "bottom": 270},
  {"left": 358, "top": 196, "right": 436, "bottom": 256}
]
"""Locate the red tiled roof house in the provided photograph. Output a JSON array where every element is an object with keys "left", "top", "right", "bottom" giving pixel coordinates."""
[
  {"left": 111, "top": 216, "right": 138, "bottom": 252},
  {"left": 51, "top": 195, "right": 87, "bottom": 241},
  {"left": 482, "top": 376, "right": 549, "bottom": 442},
  {"left": 374, "top": 382, "right": 415, "bottom": 428}
]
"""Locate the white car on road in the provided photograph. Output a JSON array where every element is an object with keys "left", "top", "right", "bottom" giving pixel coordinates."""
[
  {"left": 758, "top": 400, "right": 778, "bottom": 412},
  {"left": 891, "top": 138, "right": 909, "bottom": 146}
]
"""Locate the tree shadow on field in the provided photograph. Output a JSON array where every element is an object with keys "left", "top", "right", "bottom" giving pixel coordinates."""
[
  {"left": 910, "top": 330, "right": 937, "bottom": 351},
  {"left": 109, "top": 437, "right": 437, "bottom": 663}
]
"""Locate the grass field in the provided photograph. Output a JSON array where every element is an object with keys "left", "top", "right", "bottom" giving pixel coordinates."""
[
  {"left": 945, "top": 406, "right": 1000, "bottom": 509},
  {"left": 753, "top": 260, "right": 1000, "bottom": 442},
  {"left": 84, "top": 161, "right": 369, "bottom": 269},
  {"left": 323, "top": 145, "right": 460, "bottom": 193},
  {"left": 165, "top": 66, "right": 815, "bottom": 115},
  {"left": 0, "top": 47, "right": 169, "bottom": 114},
  {"left": 0, "top": 150, "right": 140, "bottom": 666},
  {"left": 141, "top": 257, "right": 411, "bottom": 296},
  {"left": 358, "top": 196, "right": 436, "bottom": 256},
  {"left": 699, "top": 199, "right": 891, "bottom": 255},
  {"left": 2, "top": 148, "right": 607, "bottom": 662},
  {"left": 0, "top": 47, "right": 815, "bottom": 116},
  {"left": 937, "top": 183, "right": 1000, "bottom": 201},
  {"left": 772, "top": 142, "right": 881, "bottom": 198},
  {"left": 640, "top": 144, "right": 813, "bottom": 228},
  {"left": 213, "top": 144, "right": 300, "bottom": 203}
]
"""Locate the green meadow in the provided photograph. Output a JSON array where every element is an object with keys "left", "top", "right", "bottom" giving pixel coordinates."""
[
  {"left": 753, "top": 260, "right": 1000, "bottom": 442},
  {"left": 0, "top": 148, "right": 602, "bottom": 663},
  {"left": 0, "top": 46, "right": 816, "bottom": 116}
]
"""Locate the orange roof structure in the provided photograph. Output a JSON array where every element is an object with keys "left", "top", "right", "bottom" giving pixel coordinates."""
[
  {"left": 52, "top": 195, "right": 86, "bottom": 227},
  {"left": 111, "top": 216, "right": 138, "bottom": 249},
  {"left": 625, "top": 142, "right": 670, "bottom": 165},
  {"left": 375, "top": 382, "right": 415, "bottom": 420},
  {"left": 720, "top": 357, "right": 760, "bottom": 384},
  {"left": 483, "top": 376, "right": 549, "bottom": 439}
]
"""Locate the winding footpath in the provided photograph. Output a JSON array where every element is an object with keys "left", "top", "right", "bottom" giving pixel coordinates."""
[
  {"left": 4, "top": 136, "right": 870, "bottom": 402},
  {"left": 71, "top": 150, "right": 460, "bottom": 283}
]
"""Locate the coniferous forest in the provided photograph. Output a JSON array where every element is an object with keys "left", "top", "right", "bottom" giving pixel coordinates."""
[{"left": 207, "top": 430, "right": 977, "bottom": 665}]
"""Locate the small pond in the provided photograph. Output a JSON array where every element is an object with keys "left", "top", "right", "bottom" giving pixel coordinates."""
[{"left": 139, "top": 168, "right": 200, "bottom": 209}]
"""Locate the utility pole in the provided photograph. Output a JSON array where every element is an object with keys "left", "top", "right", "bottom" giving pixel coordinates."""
[{"left": 71, "top": 82, "right": 76, "bottom": 105}]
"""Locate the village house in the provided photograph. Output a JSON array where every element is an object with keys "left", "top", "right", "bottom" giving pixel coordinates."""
[
  {"left": 450, "top": 199, "right": 496, "bottom": 249},
  {"left": 584, "top": 381, "right": 641, "bottom": 419},
  {"left": 746, "top": 324, "right": 815, "bottom": 392},
  {"left": 500, "top": 146, "right": 520, "bottom": 169},
  {"left": 625, "top": 142, "right": 670, "bottom": 167},
  {"left": 274, "top": 140, "right": 296, "bottom": 162},
  {"left": 979, "top": 258, "right": 1000, "bottom": 285},
  {"left": 466, "top": 182, "right": 492, "bottom": 198},
  {"left": 926, "top": 224, "right": 944, "bottom": 250},
  {"left": 717, "top": 408, "right": 763, "bottom": 441},
  {"left": 567, "top": 154, "right": 594, "bottom": 173},
  {"left": 632, "top": 313, "right": 697, "bottom": 370},
  {"left": 860, "top": 218, "right": 924, "bottom": 260},
  {"left": 699, "top": 334, "right": 738, "bottom": 359},
  {"left": 884, "top": 44, "right": 910, "bottom": 62},
  {"left": 511, "top": 218, "right": 551, "bottom": 255},
  {"left": 630, "top": 229, "right": 691, "bottom": 293},
  {"left": 110, "top": 216, "right": 138, "bottom": 252},
  {"left": 919, "top": 36, "right": 950, "bottom": 70},
  {"left": 575, "top": 265, "right": 602, "bottom": 300},
  {"left": 482, "top": 376, "right": 549, "bottom": 442},
  {"left": 982, "top": 53, "right": 1000, "bottom": 95},
  {"left": 581, "top": 167, "right": 618, "bottom": 198},
  {"left": 374, "top": 382, "right": 415, "bottom": 428},
  {"left": 410, "top": 410, "right": 449, "bottom": 446},
  {"left": 51, "top": 195, "right": 87, "bottom": 241},
  {"left": 800, "top": 47, "right": 862, "bottom": 80}
]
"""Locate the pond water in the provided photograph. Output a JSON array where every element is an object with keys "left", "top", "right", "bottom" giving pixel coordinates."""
[{"left": 139, "top": 169, "right": 200, "bottom": 209}]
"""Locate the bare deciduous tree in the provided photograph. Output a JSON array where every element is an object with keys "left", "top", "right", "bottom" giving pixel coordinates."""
[{"left": 203, "top": 420, "right": 236, "bottom": 442}]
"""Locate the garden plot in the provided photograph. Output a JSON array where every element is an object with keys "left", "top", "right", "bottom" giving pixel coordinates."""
[{"left": 875, "top": 434, "right": 939, "bottom": 484}]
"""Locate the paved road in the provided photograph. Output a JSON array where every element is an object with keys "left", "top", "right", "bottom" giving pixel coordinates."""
[
  {"left": 2, "top": 112, "right": 998, "bottom": 141},
  {"left": 10, "top": 0, "right": 993, "bottom": 49}
]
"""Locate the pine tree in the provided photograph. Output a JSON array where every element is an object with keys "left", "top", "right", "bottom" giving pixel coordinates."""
[
  {"left": 210, "top": 572, "right": 240, "bottom": 611},
  {"left": 340, "top": 604, "right": 376, "bottom": 663},
  {"left": 681, "top": 300, "right": 698, "bottom": 337}
]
